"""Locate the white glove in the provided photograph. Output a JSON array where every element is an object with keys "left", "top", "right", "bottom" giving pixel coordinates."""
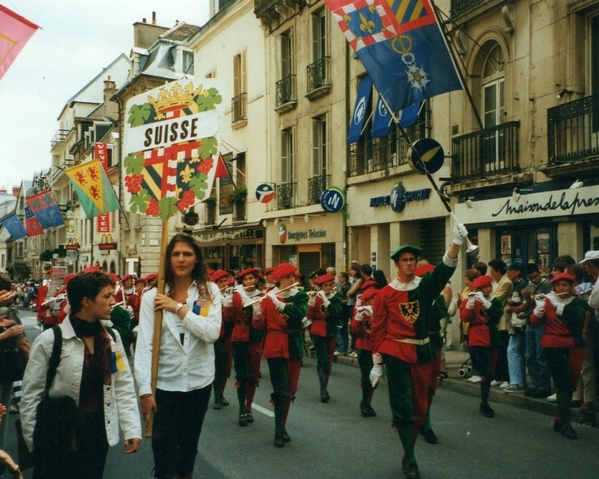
[
  {"left": 302, "top": 316, "right": 312, "bottom": 328},
  {"left": 474, "top": 292, "right": 492, "bottom": 310},
  {"left": 222, "top": 293, "right": 234, "bottom": 308},
  {"left": 466, "top": 293, "right": 476, "bottom": 310},
  {"left": 370, "top": 364, "right": 384, "bottom": 388},
  {"left": 535, "top": 296, "right": 546, "bottom": 312},
  {"left": 356, "top": 305, "right": 373, "bottom": 320},
  {"left": 252, "top": 301, "right": 261, "bottom": 316},
  {"left": 317, "top": 290, "right": 330, "bottom": 307},
  {"left": 235, "top": 284, "right": 250, "bottom": 303},
  {"left": 453, "top": 222, "right": 469, "bottom": 246},
  {"left": 267, "top": 291, "right": 285, "bottom": 312},
  {"left": 308, "top": 294, "right": 317, "bottom": 307}
]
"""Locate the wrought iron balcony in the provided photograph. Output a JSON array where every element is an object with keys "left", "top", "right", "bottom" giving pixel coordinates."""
[
  {"left": 451, "top": 121, "right": 520, "bottom": 182},
  {"left": 276, "top": 75, "right": 296, "bottom": 108},
  {"left": 231, "top": 92, "right": 247, "bottom": 124},
  {"left": 306, "top": 57, "right": 330, "bottom": 97},
  {"left": 51, "top": 129, "right": 70, "bottom": 148},
  {"left": 349, "top": 126, "right": 424, "bottom": 177},
  {"left": 451, "top": 0, "right": 487, "bottom": 18},
  {"left": 547, "top": 95, "right": 599, "bottom": 165},
  {"left": 277, "top": 182, "right": 295, "bottom": 210},
  {"left": 307, "top": 175, "right": 330, "bottom": 205}
]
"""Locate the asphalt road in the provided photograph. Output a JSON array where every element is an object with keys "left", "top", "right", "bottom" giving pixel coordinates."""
[{"left": 8, "top": 309, "right": 599, "bottom": 478}]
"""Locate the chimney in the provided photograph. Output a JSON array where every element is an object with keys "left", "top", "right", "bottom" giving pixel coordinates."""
[
  {"left": 12, "top": 186, "right": 19, "bottom": 198},
  {"left": 152, "top": 11, "right": 156, "bottom": 25},
  {"left": 104, "top": 75, "right": 116, "bottom": 91}
]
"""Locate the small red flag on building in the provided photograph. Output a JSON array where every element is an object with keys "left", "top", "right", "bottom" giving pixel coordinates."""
[
  {"left": 0, "top": 5, "right": 39, "bottom": 81},
  {"left": 214, "top": 154, "right": 230, "bottom": 179}
]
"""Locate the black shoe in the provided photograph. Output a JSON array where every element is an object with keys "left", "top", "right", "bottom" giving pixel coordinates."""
[
  {"left": 360, "top": 403, "right": 371, "bottom": 417},
  {"left": 532, "top": 389, "right": 550, "bottom": 399},
  {"left": 419, "top": 426, "right": 438, "bottom": 444},
  {"left": 404, "top": 463, "right": 420, "bottom": 479},
  {"left": 366, "top": 405, "right": 376, "bottom": 417},
  {"left": 553, "top": 420, "right": 562, "bottom": 432},
  {"left": 245, "top": 410, "right": 254, "bottom": 423},
  {"left": 213, "top": 398, "right": 222, "bottom": 410},
  {"left": 479, "top": 403, "right": 494, "bottom": 418},
  {"left": 561, "top": 424, "right": 577, "bottom": 440},
  {"left": 320, "top": 391, "right": 330, "bottom": 403},
  {"left": 238, "top": 412, "right": 248, "bottom": 427},
  {"left": 274, "top": 432, "right": 285, "bottom": 447},
  {"left": 281, "top": 429, "right": 291, "bottom": 442},
  {"left": 220, "top": 397, "right": 229, "bottom": 406}
]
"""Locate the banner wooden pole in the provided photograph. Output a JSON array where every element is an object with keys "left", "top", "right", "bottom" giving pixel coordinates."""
[{"left": 145, "top": 220, "right": 169, "bottom": 437}]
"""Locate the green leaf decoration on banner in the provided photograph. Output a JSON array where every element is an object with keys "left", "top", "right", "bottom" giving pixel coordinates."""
[
  {"left": 129, "top": 189, "right": 151, "bottom": 213},
  {"left": 189, "top": 172, "right": 209, "bottom": 200},
  {"left": 197, "top": 137, "right": 218, "bottom": 159},
  {"left": 158, "top": 196, "right": 179, "bottom": 221},
  {"left": 124, "top": 152, "right": 145, "bottom": 175},
  {"left": 128, "top": 103, "right": 154, "bottom": 127},
  {"left": 195, "top": 88, "right": 222, "bottom": 111}
]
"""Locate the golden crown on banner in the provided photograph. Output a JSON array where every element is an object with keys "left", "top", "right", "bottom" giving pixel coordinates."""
[{"left": 148, "top": 82, "right": 207, "bottom": 119}]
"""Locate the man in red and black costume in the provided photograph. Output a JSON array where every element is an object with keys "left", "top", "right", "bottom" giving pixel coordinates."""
[
  {"left": 254, "top": 263, "right": 308, "bottom": 447},
  {"left": 369, "top": 223, "right": 468, "bottom": 479}
]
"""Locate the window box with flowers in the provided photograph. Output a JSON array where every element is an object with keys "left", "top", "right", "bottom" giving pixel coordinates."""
[
  {"left": 204, "top": 194, "right": 217, "bottom": 224},
  {"left": 225, "top": 185, "right": 247, "bottom": 221}
]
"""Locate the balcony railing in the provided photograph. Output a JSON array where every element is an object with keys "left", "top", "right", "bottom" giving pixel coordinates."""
[
  {"left": 451, "top": 0, "right": 487, "bottom": 18},
  {"left": 306, "top": 57, "right": 330, "bottom": 93},
  {"left": 451, "top": 121, "right": 520, "bottom": 181},
  {"left": 277, "top": 182, "right": 295, "bottom": 210},
  {"left": 307, "top": 175, "right": 330, "bottom": 205},
  {"left": 276, "top": 75, "right": 296, "bottom": 107},
  {"left": 231, "top": 92, "right": 247, "bottom": 124},
  {"left": 233, "top": 200, "right": 247, "bottom": 222},
  {"left": 547, "top": 95, "right": 599, "bottom": 165},
  {"left": 349, "top": 126, "right": 424, "bottom": 177},
  {"left": 51, "top": 129, "right": 70, "bottom": 148}
]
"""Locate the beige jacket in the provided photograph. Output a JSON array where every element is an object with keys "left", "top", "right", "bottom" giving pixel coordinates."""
[{"left": 493, "top": 274, "right": 514, "bottom": 331}]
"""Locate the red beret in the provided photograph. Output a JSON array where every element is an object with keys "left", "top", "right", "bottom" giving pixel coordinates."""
[
  {"left": 361, "top": 288, "right": 379, "bottom": 301},
  {"left": 83, "top": 265, "right": 101, "bottom": 273},
  {"left": 361, "top": 279, "right": 377, "bottom": 291},
  {"left": 109, "top": 273, "right": 120, "bottom": 283},
  {"left": 415, "top": 264, "right": 434, "bottom": 277},
  {"left": 316, "top": 274, "right": 336, "bottom": 285},
  {"left": 135, "top": 277, "right": 147, "bottom": 285},
  {"left": 226, "top": 277, "right": 236, "bottom": 286},
  {"left": 238, "top": 267, "right": 260, "bottom": 280},
  {"left": 472, "top": 275, "right": 493, "bottom": 288},
  {"left": 62, "top": 273, "right": 77, "bottom": 285},
  {"left": 121, "top": 274, "right": 134, "bottom": 283},
  {"left": 550, "top": 272, "right": 575, "bottom": 284},
  {"left": 211, "top": 270, "right": 229, "bottom": 282},
  {"left": 272, "top": 263, "right": 297, "bottom": 280},
  {"left": 144, "top": 273, "right": 158, "bottom": 282},
  {"left": 264, "top": 267, "right": 274, "bottom": 275},
  {"left": 206, "top": 269, "right": 215, "bottom": 276}
]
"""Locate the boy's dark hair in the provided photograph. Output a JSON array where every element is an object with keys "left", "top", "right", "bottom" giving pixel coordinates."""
[
  {"left": 361, "top": 264, "right": 373, "bottom": 277},
  {"left": 472, "top": 261, "right": 487, "bottom": 275},
  {"left": 0, "top": 273, "right": 12, "bottom": 292},
  {"left": 568, "top": 264, "right": 585, "bottom": 283},
  {"left": 67, "top": 272, "right": 114, "bottom": 314},
  {"left": 526, "top": 263, "right": 541, "bottom": 276},
  {"left": 553, "top": 255, "right": 576, "bottom": 273},
  {"left": 373, "top": 269, "right": 388, "bottom": 288},
  {"left": 488, "top": 259, "right": 507, "bottom": 275}
]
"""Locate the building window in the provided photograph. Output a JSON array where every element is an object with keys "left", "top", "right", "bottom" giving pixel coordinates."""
[
  {"left": 481, "top": 42, "right": 506, "bottom": 173},
  {"left": 182, "top": 51, "right": 194, "bottom": 75},
  {"left": 279, "top": 128, "right": 295, "bottom": 209},
  {"left": 307, "top": 9, "right": 330, "bottom": 96},
  {"left": 232, "top": 52, "right": 247, "bottom": 125},
  {"left": 311, "top": 115, "right": 328, "bottom": 190},
  {"left": 277, "top": 29, "right": 296, "bottom": 108}
]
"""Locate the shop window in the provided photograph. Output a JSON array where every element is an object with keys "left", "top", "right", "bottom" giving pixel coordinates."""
[{"left": 496, "top": 226, "right": 556, "bottom": 278}]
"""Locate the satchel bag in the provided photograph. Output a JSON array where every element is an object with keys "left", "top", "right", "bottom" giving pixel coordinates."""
[{"left": 0, "top": 343, "right": 27, "bottom": 383}]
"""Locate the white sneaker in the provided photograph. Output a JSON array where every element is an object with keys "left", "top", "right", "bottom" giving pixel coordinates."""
[
  {"left": 490, "top": 380, "right": 500, "bottom": 386},
  {"left": 499, "top": 381, "right": 509, "bottom": 388},
  {"left": 547, "top": 393, "right": 557, "bottom": 402},
  {"left": 468, "top": 375, "right": 481, "bottom": 383}
]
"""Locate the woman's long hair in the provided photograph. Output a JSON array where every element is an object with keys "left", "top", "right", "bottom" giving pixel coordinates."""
[{"left": 165, "top": 233, "right": 213, "bottom": 301}]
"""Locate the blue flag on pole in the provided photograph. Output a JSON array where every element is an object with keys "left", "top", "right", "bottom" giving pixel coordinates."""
[
  {"left": 0, "top": 213, "right": 27, "bottom": 240},
  {"left": 399, "top": 101, "right": 422, "bottom": 128},
  {"left": 371, "top": 95, "right": 391, "bottom": 138},
  {"left": 347, "top": 76, "right": 372, "bottom": 144},
  {"left": 325, "top": 0, "right": 462, "bottom": 113}
]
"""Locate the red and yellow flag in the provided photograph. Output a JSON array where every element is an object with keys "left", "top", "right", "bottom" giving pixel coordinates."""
[
  {"left": 65, "top": 159, "right": 120, "bottom": 219},
  {"left": 0, "top": 5, "right": 39, "bottom": 80}
]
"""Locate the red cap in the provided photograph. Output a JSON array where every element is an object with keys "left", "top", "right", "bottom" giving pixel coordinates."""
[
  {"left": 135, "top": 277, "right": 147, "bottom": 285},
  {"left": 109, "top": 273, "right": 120, "bottom": 283},
  {"left": 121, "top": 274, "right": 134, "bottom": 283},
  {"left": 415, "top": 264, "right": 434, "bottom": 277},
  {"left": 144, "top": 273, "right": 158, "bottom": 282},
  {"left": 238, "top": 267, "right": 261, "bottom": 280},
  {"left": 316, "top": 274, "right": 336, "bottom": 285},
  {"left": 472, "top": 275, "right": 493, "bottom": 288},
  {"left": 272, "top": 263, "right": 297, "bottom": 280},
  {"left": 361, "top": 288, "right": 379, "bottom": 301},
  {"left": 264, "top": 267, "right": 274, "bottom": 275},
  {"left": 226, "top": 277, "right": 236, "bottom": 286},
  {"left": 206, "top": 269, "right": 215, "bottom": 276},
  {"left": 83, "top": 265, "right": 101, "bottom": 273},
  {"left": 211, "top": 270, "right": 229, "bottom": 282},
  {"left": 361, "top": 279, "right": 377, "bottom": 291},
  {"left": 62, "top": 273, "right": 77, "bottom": 285},
  {"left": 550, "top": 272, "right": 575, "bottom": 283}
]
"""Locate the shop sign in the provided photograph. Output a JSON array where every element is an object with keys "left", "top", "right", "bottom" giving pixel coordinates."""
[
  {"left": 320, "top": 187, "right": 345, "bottom": 213},
  {"left": 195, "top": 228, "right": 263, "bottom": 243},
  {"left": 285, "top": 229, "right": 327, "bottom": 242},
  {"left": 369, "top": 182, "right": 431, "bottom": 212}
]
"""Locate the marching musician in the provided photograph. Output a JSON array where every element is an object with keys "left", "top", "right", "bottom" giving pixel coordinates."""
[
  {"left": 211, "top": 270, "right": 233, "bottom": 410},
  {"left": 369, "top": 222, "right": 467, "bottom": 479},
  {"left": 115, "top": 274, "right": 135, "bottom": 305},
  {"left": 350, "top": 287, "right": 379, "bottom": 417},
  {"left": 254, "top": 263, "right": 308, "bottom": 447},
  {"left": 263, "top": 267, "right": 275, "bottom": 290},
  {"left": 307, "top": 273, "right": 342, "bottom": 403},
  {"left": 226, "top": 268, "right": 264, "bottom": 426},
  {"left": 53, "top": 272, "right": 77, "bottom": 325}
]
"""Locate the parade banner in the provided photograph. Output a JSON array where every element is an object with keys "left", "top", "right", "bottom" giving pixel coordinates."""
[
  {"left": 26, "top": 190, "right": 65, "bottom": 229},
  {"left": 24, "top": 203, "right": 43, "bottom": 236},
  {"left": 0, "top": 4, "right": 39, "bottom": 80},
  {"left": 65, "top": 159, "right": 120, "bottom": 219},
  {"left": 0, "top": 213, "right": 26, "bottom": 239},
  {"left": 123, "top": 79, "right": 226, "bottom": 221}
]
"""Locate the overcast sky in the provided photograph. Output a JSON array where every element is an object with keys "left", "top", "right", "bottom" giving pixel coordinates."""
[{"left": 0, "top": 0, "right": 211, "bottom": 191}]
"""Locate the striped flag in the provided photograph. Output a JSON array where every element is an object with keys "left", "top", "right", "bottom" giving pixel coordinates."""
[
  {"left": 24, "top": 203, "right": 43, "bottom": 236},
  {"left": 65, "top": 159, "right": 120, "bottom": 219},
  {"left": 0, "top": 5, "right": 39, "bottom": 80}
]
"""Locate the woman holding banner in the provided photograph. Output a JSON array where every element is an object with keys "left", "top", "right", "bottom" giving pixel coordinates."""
[{"left": 135, "top": 233, "right": 221, "bottom": 479}]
